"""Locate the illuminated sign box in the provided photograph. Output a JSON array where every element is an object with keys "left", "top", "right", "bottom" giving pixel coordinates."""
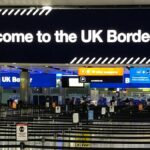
[
  {"left": 0, "top": 73, "right": 56, "bottom": 87},
  {"left": 69, "top": 78, "right": 83, "bottom": 87},
  {"left": 90, "top": 73, "right": 150, "bottom": 88},
  {"left": 1, "top": 9, "right": 150, "bottom": 63},
  {"left": 130, "top": 68, "right": 150, "bottom": 83},
  {"left": 79, "top": 76, "right": 123, "bottom": 83},
  {"left": 78, "top": 68, "right": 124, "bottom": 76},
  {"left": 90, "top": 83, "right": 150, "bottom": 88},
  {"left": 61, "top": 76, "right": 84, "bottom": 88}
]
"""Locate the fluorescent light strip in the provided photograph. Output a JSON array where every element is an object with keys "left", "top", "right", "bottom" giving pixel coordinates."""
[
  {"left": 20, "top": 9, "right": 27, "bottom": 16},
  {"left": 120, "top": 57, "right": 127, "bottom": 64},
  {"left": 101, "top": 57, "right": 108, "bottom": 64},
  {"left": 26, "top": 9, "right": 34, "bottom": 16},
  {"left": 45, "top": 9, "right": 52, "bottom": 16},
  {"left": 89, "top": 57, "right": 96, "bottom": 64},
  {"left": 8, "top": 9, "right": 14, "bottom": 15},
  {"left": 139, "top": 57, "right": 147, "bottom": 64},
  {"left": 39, "top": 9, "right": 46, "bottom": 16},
  {"left": 14, "top": 9, "right": 21, "bottom": 16},
  {"left": 62, "top": 75, "right": 78, "bottom": 77},
  {"left": 108, "top": 57, "right": 115, "bottom": 64},
  {"left": 82, "top": 57, "right": 89, "bottom": 64},
  {"left": 95, "top": 57, "right": 102, "bottom": 64},
  {"left": 76, "top": 57, "right": 83, "bottom": 64},
  {"left": 146, "top": 59, "right": 150, "bottom": 64},
  {"left": 0, "top": 9, "right": 2, "bottom": 13},
  {"left": 114, "top": 57, "right": 121, "bottom": 64},
  {"left": 133, "top": 57, "right": 140, "bottom": 64},
  {"left": 126, "top": 57, "right": 134, "bottom": 64},
  {"left": 70, "top": 57, "right": 77, "bottom": 64},
  {"left": 2, "top": 9, "right": 8, "bottom": 15},
  {"left": 33, "top": 9, "right": 39, "bottom": 15}
]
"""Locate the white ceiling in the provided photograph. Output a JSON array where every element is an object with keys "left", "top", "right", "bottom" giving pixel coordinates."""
[{"left": 0, "top": 0, "right": 150, "bottom": 6}]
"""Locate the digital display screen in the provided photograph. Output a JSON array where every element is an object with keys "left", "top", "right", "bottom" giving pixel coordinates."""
[
  {"left": 69, "top": 78, "right": 83, "bottom": 87},
  {"left": 62, "top": 76, "right": 84, "bottom": 88}
]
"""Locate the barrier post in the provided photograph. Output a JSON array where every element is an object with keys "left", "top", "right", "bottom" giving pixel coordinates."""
[
  {"left": 62, "top": 130, "right": 64, "bottom": 148},
  {"left": 54, "top": 132, "right": 57, "bottom": 149},
  {"left": 20, "top": 142, "right": 25, "bottom": 150},
  {"left": 42, "top": 137, "right": 45, "bottom": 149},
  {"left": 68, "top": 128, "right": 71, "bottom": 148}
]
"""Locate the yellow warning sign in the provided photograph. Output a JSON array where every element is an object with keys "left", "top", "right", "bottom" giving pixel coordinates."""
[{"left": 75, "top": 131, "right": 91, "bottom": 147}]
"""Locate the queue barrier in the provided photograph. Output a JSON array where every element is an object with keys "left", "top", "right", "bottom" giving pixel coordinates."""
[{"left": 0, "top": 110, "right": 150, "bottom": 150}]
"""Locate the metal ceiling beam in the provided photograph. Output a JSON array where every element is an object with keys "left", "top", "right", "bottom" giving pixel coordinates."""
[
  {"left": 1, "top": 0, "right": 150, "bottom": 6},
  {"left": 0, "top": 63, "right": 150, "bottom": 68}
]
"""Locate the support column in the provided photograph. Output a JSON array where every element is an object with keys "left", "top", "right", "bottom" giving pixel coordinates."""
[
  {"left": 0, "top": 87, "right": 3, "bottom": 104},
  {"left": 20, "top": 69, "right": 30, "bottom": 104},
  {"left": 59, "top": 87, "right": 66, "bottom": 105}
]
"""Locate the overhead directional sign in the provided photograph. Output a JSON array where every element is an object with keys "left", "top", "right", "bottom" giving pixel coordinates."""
[
  {"left": 78, "top": 68, "right": 124, "bottom": 76},
  {"left": 0, "top": 73, "right": 56, "bottom": 87},
  {"left": 130, "top": 68, "right": 150, "bottom": 83},
  {"left": 79, "top": 76, "right": 87, "bottom": 83},
  {"left": 79, "top": 76, "right": 123, "bottom": 83},
  {"left": 0, "top": 9, "right": 150, "bottom": 63}
]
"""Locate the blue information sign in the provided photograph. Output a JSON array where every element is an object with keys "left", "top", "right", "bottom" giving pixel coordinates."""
[
  {"left": 30, "top": 74, "right": 56, "bottom": 87},
  {"left": 1, "top": 73, "right": 20, "bottom": 87},
  {"left": 90, "top": 73, "right": 150, "bottom": 88},
  {"left": 0, "top": 73, "right": 56, "bottom": 87},
  {"left": 130, "top": 68, "right": 150, "bottom": 83}
]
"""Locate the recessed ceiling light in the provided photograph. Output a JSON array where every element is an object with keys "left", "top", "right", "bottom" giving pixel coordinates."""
[{"left": 42, "top": 6, "right": 52, "bottom": 10}]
